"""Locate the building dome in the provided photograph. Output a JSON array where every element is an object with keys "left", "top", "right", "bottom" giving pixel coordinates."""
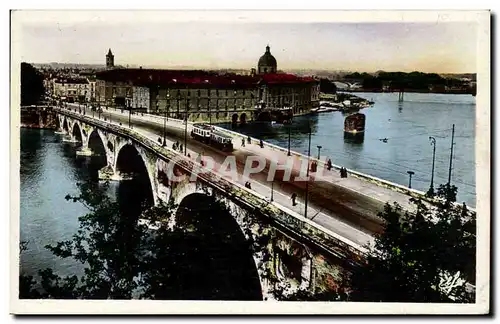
[{"left": 258, "top": 45, "right": 277, "bottom": 74}]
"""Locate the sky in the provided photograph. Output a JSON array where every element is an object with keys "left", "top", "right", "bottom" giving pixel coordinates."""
[{"left": 14, "top": 11, "right": 479, "bottom": 73}]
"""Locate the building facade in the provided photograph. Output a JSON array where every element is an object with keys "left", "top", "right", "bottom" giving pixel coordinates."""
[
  {"left": 95, "top": 46, "right": 319, "bottom": 123},
  {"left": 52, "top": 77, "right": 91, "bottom": 103}
]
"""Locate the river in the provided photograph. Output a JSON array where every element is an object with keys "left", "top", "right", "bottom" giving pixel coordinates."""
[{"left": 220, "top": 92, "right": 476, "bottom": 207}]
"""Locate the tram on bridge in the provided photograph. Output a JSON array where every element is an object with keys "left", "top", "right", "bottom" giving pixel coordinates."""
[{"left": 191, "top": 124, "right": 234, "bottom": 152}]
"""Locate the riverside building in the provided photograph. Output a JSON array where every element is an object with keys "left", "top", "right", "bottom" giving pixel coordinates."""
[{"left": 95, "top": 46, "right": 320, "bottom": 124}]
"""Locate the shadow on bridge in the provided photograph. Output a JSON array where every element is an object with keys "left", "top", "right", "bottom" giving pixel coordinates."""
[
  {"left": 154, "top": 193, "right": 263, "bottom": 300},
  {"left": 115, "top": 144, "right": 155, "bottom": 210}
]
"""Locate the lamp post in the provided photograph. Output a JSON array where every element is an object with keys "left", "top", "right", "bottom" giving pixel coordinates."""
[
  {"left": 287, "top": 124, "right": 291, "bottom": 156},
  {"left": 208, "top": 89, "right": 212, "bottom": 126},
  {"left": 304, "top": 124, "right": 312, "bottom": 219},
  {"left": 407, "top": 170, "right": 415, "bottom": 189},
  {"left": 162, "top": 108, "right": 167, "bottom": 147},
  {"left": 317, "top": 145, "right": 322, "bottom": 160},
  {"left": 427, "top": 136, "right": 436, "bottom": 196},
  {"left": 166, "top": 93, "right": 170, "bottom": 123},
  {"left": 128, "top": 100, "right": 132, "bottom": 128}
]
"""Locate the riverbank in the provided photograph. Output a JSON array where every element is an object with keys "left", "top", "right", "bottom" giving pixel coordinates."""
[
  {"left": 21, "top": 124, "right": 57, "bottom": 130},
  {"left": 315, "top": 92, "right": 373, "bottom": 114},
  {"left": 341, "top": 88, "right": 476, "bottom": 96}
]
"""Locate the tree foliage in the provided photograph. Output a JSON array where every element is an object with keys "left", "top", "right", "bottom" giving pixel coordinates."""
[
  {"left": 19, "top": 181, "right": 270, "bottom": 300},
  {"left": 21, "top": 62, "right": 45, "bottom": 106},
  {"left": 348, "top": 183, "right": 476, "bottom": 303},
  {"left": 19, "top": 178, "right": 476, "bottom": 302}
]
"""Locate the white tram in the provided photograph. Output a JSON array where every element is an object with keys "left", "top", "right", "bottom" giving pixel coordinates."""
[{"left": 191, "top": 124, "right": 234, "bottom": 152}]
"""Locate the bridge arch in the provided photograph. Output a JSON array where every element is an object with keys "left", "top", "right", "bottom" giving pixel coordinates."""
[
  {"left": 62, "top": 118, "right": 69, "bottom": 132},
  {"left": 72, "top": 122, "right": 83, "bottom": 144},
  {"left": 114, "top": 143, "right": 156, "bottom": 207},
  {"left": 231, "top": 113, "right": 238, "bottom": 124},
  {"left": 240, "top": 113, "right": 247, "bottom": 124},
  {"left": 174, "top": 192, "right": 263, "bottom": 300},
  {"left": 87, "top": 129, "right": 107, "bottom": 157}
]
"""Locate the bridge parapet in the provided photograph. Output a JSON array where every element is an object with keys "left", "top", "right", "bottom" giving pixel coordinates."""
[
  {"left": 212, "top": 125, "right": 475, "bottom": 213},
  {"left": 55, "top": 107, "right": 368, "bottom": 263}
]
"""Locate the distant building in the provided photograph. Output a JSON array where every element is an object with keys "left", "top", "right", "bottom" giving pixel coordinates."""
[
  {"left": 53, "top": 77, "right": 90, "bottom": 103},
  {"left": 106, "top": 49, "right": 114, "bottom": 69},
  {"left": 258, "top": 45, "right": 277, "bottom": 74},
  {"left": 95, "top": 47, "right": 319, "bottom": 123}
]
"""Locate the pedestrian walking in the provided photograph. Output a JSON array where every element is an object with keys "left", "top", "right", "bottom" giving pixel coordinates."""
[
  {"left": 179, "top": 144, "right": 183, "bottom": 152},
  {"left": 327, "top": 158, "right": 332, "bottom": 171},
  {"left": 259, "top": 139, "right": 264, "bottom": 148},
  {"left": 241, "top": 138, "right": 245, "bottom": 147},
  {"left": 291, "top": 193, "right": 297, "bottom": 206}
]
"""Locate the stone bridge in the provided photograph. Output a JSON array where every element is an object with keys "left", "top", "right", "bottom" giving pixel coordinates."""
[{"left": 54, "top": 107, "right": 366, "bottom": 300}]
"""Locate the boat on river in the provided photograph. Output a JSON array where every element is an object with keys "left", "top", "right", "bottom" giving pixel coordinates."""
[{"left": 344, "top": 113, "right": 366, "bottom": 140}]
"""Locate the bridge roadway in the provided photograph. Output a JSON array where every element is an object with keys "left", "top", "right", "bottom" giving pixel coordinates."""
[{"left": 62, "top": 104, "right": 419, "bottom": 247}]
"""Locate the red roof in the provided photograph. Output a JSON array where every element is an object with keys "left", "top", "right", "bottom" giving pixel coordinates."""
[
  {"left": 96, "top": 68, "right": 315, "bottom": 88},
  {"left": 259, "top": 73, "right": 316, "bottom": 84}
]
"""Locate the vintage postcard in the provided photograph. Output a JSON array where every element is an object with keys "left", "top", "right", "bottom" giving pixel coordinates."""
[{"left": 10, "top": 10, "right": 490, "bottom": 315}]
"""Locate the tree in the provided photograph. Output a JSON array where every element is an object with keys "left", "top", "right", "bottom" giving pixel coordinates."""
[
  {"left": 19, "top": 181, "right": 273, "bottom": 300},
  {"left": 348, "top": 183, "right": 476, "bottom": 303},
  {"left": 21, "top": 62, "right": 45, "bottom": 106},
  {"left": 319, "top": 78, "right": 337, "bottom": 94}
]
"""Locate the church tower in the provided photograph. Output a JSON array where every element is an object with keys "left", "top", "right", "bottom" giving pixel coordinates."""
[{"left": 106, "top": 49, "right": 114, "bottom": 68}]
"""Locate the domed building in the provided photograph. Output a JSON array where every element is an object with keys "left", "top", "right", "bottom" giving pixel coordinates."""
[{"left": 258, "top": 45, "right": 277, "bottom": 74}]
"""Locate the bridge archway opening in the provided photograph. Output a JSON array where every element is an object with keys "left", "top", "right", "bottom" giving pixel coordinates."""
[
  {"left": 240, "top": 113, "right": 247, "bottom": 125},
  {"left": 72, "top": 123, "right": 83, "bottom": 144},
  {"left": 115, "top": 144, "right": 154, "bottom": 214},
  {"left": 62, "top": 119, "right": 69, "bottom": 132},
  {"left": 168, "top": 193, "right": 262, "bottom": 300},
  {"left": 87, "top": 130, "right": 107, "bottom": 171},
  {"left": 231, "top": 113, "right": 238, "bottom": 124}
]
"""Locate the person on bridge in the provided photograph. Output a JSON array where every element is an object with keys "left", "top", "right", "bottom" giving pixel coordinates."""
[
  {"left": 179, "top": 144, "right": 183, "bottom": 152},
  {"left": 327, "top": 158, "right": 332, "bottom": 171},
  {"left": 241, "top": 138, "right": 245, "bottom": 147},
  {"left": 291, "top": 193, "right": 297, "bottom": 206},
  {"left": 259, "top": 139, "right": 264, "bottom": 148},
  {"left": 247, "top": 136, "right": 251, "bottom": 144}
]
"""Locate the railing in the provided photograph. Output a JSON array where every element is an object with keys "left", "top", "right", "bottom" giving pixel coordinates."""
[
  {"left": 211, "top": 125, "right": 476, "bottom": 213},
  {"left": 63, "top": 104, "right": 476, "bottom": 213},
  {"left": 55, "top": 106, "right": 369, "bottom": 263}
]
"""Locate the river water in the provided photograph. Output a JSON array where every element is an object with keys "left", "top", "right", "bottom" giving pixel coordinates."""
[
  {"left": 19, "top": 92, "right": 476, "bottom": 297},
  {"left": 221, "top": 92, "right": 476, "bottom": 207},
  {"left": 19, "top": 128, "right": 261, "bottom": 299}
]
